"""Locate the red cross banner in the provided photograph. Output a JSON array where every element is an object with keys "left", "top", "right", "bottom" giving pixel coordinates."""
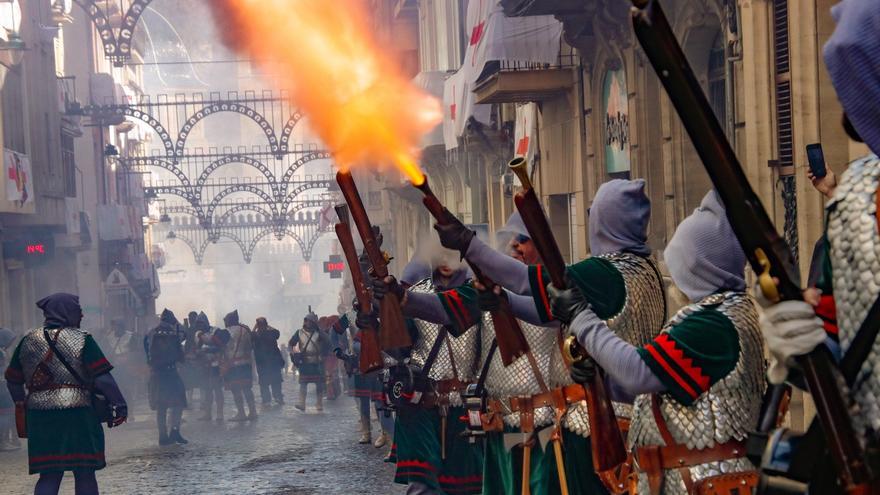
[{"left": 513, "top": 103, "right": 537, "bottom": 182}]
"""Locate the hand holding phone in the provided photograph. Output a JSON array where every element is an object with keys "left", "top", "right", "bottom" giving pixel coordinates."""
[{"left": 806, "top": 143, "right": 827, "bottom": 179}]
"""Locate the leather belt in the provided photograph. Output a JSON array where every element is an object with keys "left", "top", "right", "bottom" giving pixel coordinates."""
[
  {"left": 507, "top": 384, "right": 586, "bottom": 413},
  {"left": 417, "top": 379, "right": 472, "bottom": 408},
  {"left": 635, "top": 439, "right": 747, "bottom": 470}
]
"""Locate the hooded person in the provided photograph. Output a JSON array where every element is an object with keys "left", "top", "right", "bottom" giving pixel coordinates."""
[
  {"left": 253, "top": 317, "right": 284, "bottom": 407},
  {"left": 4, "top": 293, "right": 127, "bottom": 495},
  {"left": 363, "top": 246, "right": 485, "bottom": 495},
  {"left": 289, "top": 308, "right": 329, "bottom": 412},
  {"left": 222, "top": 310, "right": 257, "bottom": 422},
  {"left": 144, "top": 309, "right": 187, "bottom": 445},
  {"left": 194, "top": 311, "right": 226, "bottom": 421},
  {"left": 759, "top": 4, "right": 880, "bottom": 489},
  {"left": 549, "top": 190, "right": 765, "bottom": 495}
]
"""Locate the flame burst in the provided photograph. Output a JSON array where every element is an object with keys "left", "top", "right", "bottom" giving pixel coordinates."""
[{"left": 209, "top": 0, "right": 440, "bottom": 185}]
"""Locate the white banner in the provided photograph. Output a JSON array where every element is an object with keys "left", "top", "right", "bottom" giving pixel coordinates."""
[
  {"left": 513, "top": 102, "right": 537, "bottom": 164},
  {"left": 442, "top": 0, "right": 562, "bottom": 150},
  {"left": 461, "top": 0, "right": 563, "bottom": 84},
  {"left": 4, "top": 149, "right": 33, "bottom": 207}
]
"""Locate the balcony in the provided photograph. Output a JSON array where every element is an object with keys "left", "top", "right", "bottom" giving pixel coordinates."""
[
  {"left": 501, "top": 0, "right": 590, "bottom": 17},
  {"left": 473, "top": 42, "right": 579, "bottom": 104}
]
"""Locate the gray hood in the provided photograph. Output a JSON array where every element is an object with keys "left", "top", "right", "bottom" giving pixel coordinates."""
[
  {"left": 589, "top": 179, "right": 651, "bottom": 256},
  {"left": 664, "top": 190, "right": 746, "bottom": 301},
  {"left": 496, "top": 211, "right": 530, "bottom": 246},
  {"left": 823, "top": 0, "right": 880, "bottom": 155}
]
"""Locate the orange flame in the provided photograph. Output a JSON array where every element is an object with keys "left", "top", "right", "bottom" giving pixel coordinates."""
[{"left": 209, "top": 0, "right": 439, "bottom": 186}]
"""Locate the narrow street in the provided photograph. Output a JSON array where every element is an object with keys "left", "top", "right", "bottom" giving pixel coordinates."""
[{"left": 0, "top": 379, "right": 404, "bottom": 495}]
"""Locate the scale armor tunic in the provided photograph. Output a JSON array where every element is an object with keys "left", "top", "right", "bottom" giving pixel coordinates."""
[
  {"left": 628, "top": 292, "right": 765, "bottom": 495},
  {"left": 826, "top": 155, "right": 880, "bottom": 440},
  {"left": 480, "top": 314, "right": 590, "bottom": 434},
  {"left": 408, "top": 278, "right": 480, "bottom": 407},
  {"left": 18, "top": 327, "right": 92, "bottom": 410},
  {"left": 595, "top": 253, "right": 668, "bottom": 420}
]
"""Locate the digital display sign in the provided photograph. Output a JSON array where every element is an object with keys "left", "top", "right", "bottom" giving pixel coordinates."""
[
  {"left": 3, "top": 234, "right": 55, "bottom": 267},
  {"left": 323, "top": 254, "right": 344, "bottom": 279}
]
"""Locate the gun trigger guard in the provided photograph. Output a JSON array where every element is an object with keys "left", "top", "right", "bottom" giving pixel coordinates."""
[
  {"left": 755, "top": 248, "right": 780, "bottom": 303},
  {"left": 562, "top": 335, "right": 587, "bottom": 366}
]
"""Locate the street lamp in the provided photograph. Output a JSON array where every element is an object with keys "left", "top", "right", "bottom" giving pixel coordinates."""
[{"left": 0, "top": 0, "right": 23, "bottom": 52}]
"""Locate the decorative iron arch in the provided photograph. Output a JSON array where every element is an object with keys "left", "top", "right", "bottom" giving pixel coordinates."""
[
  {"left": 148, "top": 185, "right": 201, "bottom": 211},
  {"left": 285, "top": 225, "right": 332, "bottom": 261},
  {"left": 196, "top": 154, "right": 279, "bottom": 194},
  {"left": 120, "top": 157, "right": 191, "bottom": 188},
  {"left": 279, "top": 151, "right": 333, "bottom": 187},
  {"left": 175, "top": 102, "right": 280, "bottom": 159},
  {"left": 73, "top": 0, "right": 153, "bottom": 66},
  {"left": 79, "top": 106, "right": 175, "bottom": 156},
  {"left": 286, "top": 199, "right": 325, "bottom": 217},
  {"left": 281, "top": 179, "right": 332, "bottom": 212},
  {"left": 205, "top": 185, "right": 279, "bottom": 222},
  {"left": 279, "top": 110, "right": 306, "bottom": 154},
  {"left": 213, "top": 203, "right": 276, "bottom": 229}
]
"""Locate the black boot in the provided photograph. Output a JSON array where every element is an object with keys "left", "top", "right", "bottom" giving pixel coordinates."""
[
  {"left": 169, "top": 428, "right": 188, "bottom": 445},
  {"left": 159, "top": 432, "right": 172, "bottom": 446}
]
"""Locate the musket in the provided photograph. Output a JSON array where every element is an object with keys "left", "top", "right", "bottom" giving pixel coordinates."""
[
  {"left": 334, "top": 204, "right": 384, "bottom": 374},
  {"left": 508, "top": 157, "right": 628, "bottom": 474},
  {"left": 336, "top": 170, "right": 412, "bottom": 349},
  {"left": 413, "top": 178, "right": 530, "bottom": 366},
  {"left": 630, "top": 1, "right": 872, "bottom": 491}
]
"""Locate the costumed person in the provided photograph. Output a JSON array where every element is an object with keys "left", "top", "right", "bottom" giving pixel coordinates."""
[
  {"left": 195, "top": 312, "right": 226, "bottom": 421},
  {"left": 335, "top": 305, "right": 377, "bottom": 443},
  {"left": 368, "top": 251, "right": 484, "bottom": 495},
  {"left": 222, "top": 310, "right": 257, "bottom": 422},
  {"left": 550, "top": 191, "right": 765, "bottom": 494},
  {"left": 144, "top": 309, "right": 188, "bottom": 445},
  {"left": 289, "top": 308, "right": 329, "bottom": 412},
  {"left": 0, "top": 327, "right": 19, "bottom": 451},
  {"left": 421, "top": 182, "right": 667, "bottom": 494},
  {"left": 759, "top": 2, "right": 880, "bottom": 491},
  {"left": 4, "top": 293, "right": 127, "bottom": 495},
  {"left": 253, "top": 317, "right": 285, "bottom": 407},
  {"left": 320, "top": 316, "right": 342, "bottom": 401},
  {"left": 179, "top": 311, "right": 203, "bottom": 405}
]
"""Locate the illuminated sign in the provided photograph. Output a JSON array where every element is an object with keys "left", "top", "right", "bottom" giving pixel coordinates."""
[
  {"left": 2, "top": 234, "right": 55, "bottom": 267},
  {"left": 323, "top": 254, "right": 344, "bottom": 279}
]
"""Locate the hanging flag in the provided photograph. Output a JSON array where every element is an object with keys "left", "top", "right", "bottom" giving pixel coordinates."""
[
  {"left": 318, "top": 202, "right": 335, "bottom": 231},
  {"left": 513, "top": 102, "right": 538, "bottom": 182}
]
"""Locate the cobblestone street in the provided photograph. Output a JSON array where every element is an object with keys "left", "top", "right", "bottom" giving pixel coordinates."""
[{"left": 0, "top": 379, "right": 405, "bottom": 495}]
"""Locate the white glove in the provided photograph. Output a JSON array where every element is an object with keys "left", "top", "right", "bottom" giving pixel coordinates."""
[{"left": 760, "top": 300, "right": 827, "bottom": 384}]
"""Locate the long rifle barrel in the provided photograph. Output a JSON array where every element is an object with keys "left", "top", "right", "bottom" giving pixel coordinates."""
[
  {"left": 630, "top": 1, "right": 870, "bottom": 489},
  {"left": 334, "top": 204, "right": 383, "bottom": 373},
  {"left": 508, "top": 157, "right": 627, "bottom": 473},
  {"left": 336, "top": 170, "right": 412, "bottom": 350}
]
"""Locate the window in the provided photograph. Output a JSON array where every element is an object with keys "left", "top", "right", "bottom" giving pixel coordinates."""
[
  {"left": 708, "top": 33, "right": 727, "bottom": 133},
  {"left": 61, "top": 133, "right": 76, "bottom": 197},
  {"left": 2, "top": 65, "right": 27, "bottom": 153}
]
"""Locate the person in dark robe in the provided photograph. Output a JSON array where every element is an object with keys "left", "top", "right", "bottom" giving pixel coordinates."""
[
  {"left": 253, "top": 317, "right": 284, "bottom": 407},
  {"left": 144, "top": 310, "right": 188, "bottom": 445}
]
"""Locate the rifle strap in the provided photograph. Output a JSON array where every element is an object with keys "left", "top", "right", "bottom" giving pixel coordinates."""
[
  {"left": 475, "top": 339, "right": 497, "bottom": 397},
  {"left": 418, "top": 326, "right": 449, "bottom": 382}
]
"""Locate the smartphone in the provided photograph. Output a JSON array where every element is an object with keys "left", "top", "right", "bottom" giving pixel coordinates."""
[{"left": 806, "top": 143, "right": 827, "bottom": 178}]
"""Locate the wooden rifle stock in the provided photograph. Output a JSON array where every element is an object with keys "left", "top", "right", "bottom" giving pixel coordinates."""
[
  {"left": 630, "top": 1, "right": 872, "bottom": 490},
  {"left": 414, "top": 178, "right": 530, "bottom": 366},
  {"left": 508, "top": 157, "right": 627, "bottom": 472},
  {"left": 336, "top": 171, "right": 412, "bottom": 350},
  {"left": 334, "top": 205, "right": 383, "bottom": 374}
]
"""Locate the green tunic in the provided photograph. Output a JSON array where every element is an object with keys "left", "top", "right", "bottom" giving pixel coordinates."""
[{"left": 393, "top": 405, "right": 484, "bottom": 494}]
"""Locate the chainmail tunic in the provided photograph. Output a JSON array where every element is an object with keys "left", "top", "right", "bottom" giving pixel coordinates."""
[
  {"left": 482, "top": 253, "right": 665, "bottom": 436},
  {"left": 17, "top": 327, "right": 92, "bottom": 410},
  {"left": 408, "top": 278, "right": 480, "bottom": 407},
  {"left": 826, "top": 155, "right": 880, "bottom": 440},
  {"left": 628, "top": 292, "right": 765, "bottom": 495}
]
